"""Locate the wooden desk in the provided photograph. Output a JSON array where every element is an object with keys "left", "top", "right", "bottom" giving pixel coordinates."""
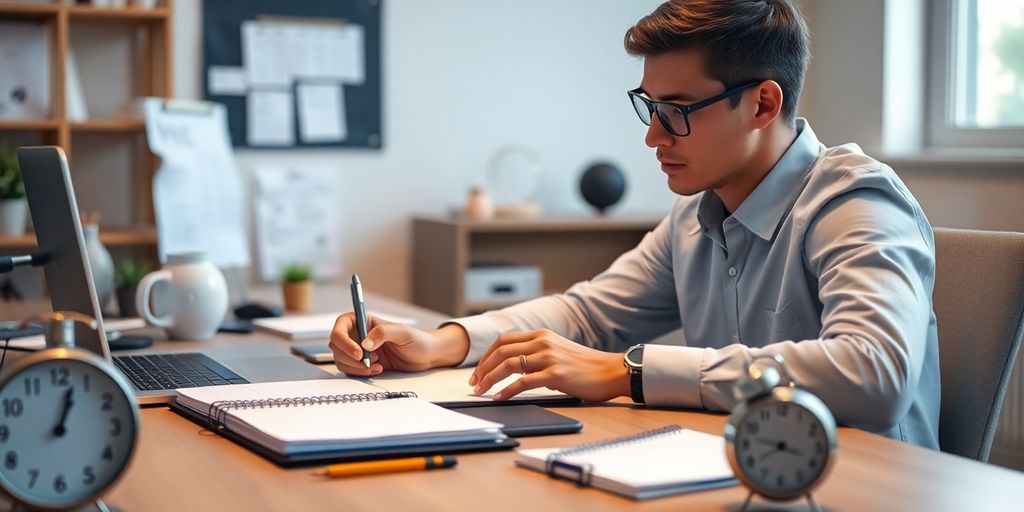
[{"left": 5, "top": 287, "right": 1024, "bottom": 510}]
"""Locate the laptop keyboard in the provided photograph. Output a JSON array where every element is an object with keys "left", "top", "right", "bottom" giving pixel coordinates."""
[{"left": 113, "top": 353, "right": 249, "bottom": 391}]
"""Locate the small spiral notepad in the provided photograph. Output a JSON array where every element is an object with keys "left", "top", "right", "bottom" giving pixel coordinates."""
[
  {"left": 515, "top": 425, "right": 737, "bottom": 500},
  {"left": 174, "top": 379, "right": 509, "bottom": 463}
]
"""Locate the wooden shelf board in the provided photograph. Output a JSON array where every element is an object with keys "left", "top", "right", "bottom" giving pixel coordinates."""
[
  {"left": 417, "top": 215, "right": 662, "bottom": 234},
  {"left": 0, "top": 2, "right": 59, "bottom": 17},
  {"left": 0, "top": 226, "right": 157, "bottom": 250},
  {"left": 71, "top": 118, "right": 145, "bottom": 132},
  {"left": 68, "top": 5, "right": 169, "bottom": 22},
  {"left": 0, "top": 119, "right": 61, "bottom": 131}
]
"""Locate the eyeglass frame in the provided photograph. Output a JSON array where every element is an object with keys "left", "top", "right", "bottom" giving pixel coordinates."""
[{"left": 627, "top": 80, "right": 763, "bottom": 137}]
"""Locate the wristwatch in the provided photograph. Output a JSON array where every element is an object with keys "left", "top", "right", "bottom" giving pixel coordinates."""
[{"left": 623, "top": 344, "right": 645, "bottom": 404}]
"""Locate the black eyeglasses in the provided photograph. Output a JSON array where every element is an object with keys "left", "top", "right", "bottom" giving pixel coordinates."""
[{"left": 627, "top": 81, "right": 762, "bottom": 137}]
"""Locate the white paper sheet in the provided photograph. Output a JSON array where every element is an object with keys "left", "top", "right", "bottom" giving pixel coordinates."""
[
  {"left": 252, "top": 167, "right": 342, "bottom": 281},
  {"left": 241, "top": 21, "right": 292, "bottom": 88},
  {"left": 297, "top": 82, "right": 347, "bottom": 143},
  {"left": 207, "top": 65, "right": 248, "bottom": 96},
  {"left": 144, "top": 99, "right": 250, "bottom": 268},
  {"left": 246, "top": 90, "right": 294, "bottom": 146},
  {"left": 242, "top": 19, "right": 365, "bottom": 88}
]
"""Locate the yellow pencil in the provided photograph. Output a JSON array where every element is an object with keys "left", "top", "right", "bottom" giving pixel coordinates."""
[{"left": 312, "top": 455, "right": 457, "bottom": 478}]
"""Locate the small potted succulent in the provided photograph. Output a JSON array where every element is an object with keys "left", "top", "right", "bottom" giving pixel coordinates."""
[
  {"left": 281, "top": 263, "right": 314, "bottom": 313},
  {"left": 0, "top": 145, "right": 27, "bottom": 237},
  {"left": 115, "top": 260, "right": 151, "bottom": 317}
]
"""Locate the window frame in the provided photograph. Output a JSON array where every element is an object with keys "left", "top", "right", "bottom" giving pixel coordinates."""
[{"left": 927, "top": 0, "right": 1024, "bottom": 148}]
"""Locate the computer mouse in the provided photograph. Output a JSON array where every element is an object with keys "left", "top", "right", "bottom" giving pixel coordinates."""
[{"left": 234, "top": 301, "right": 283, "bottom": 319}]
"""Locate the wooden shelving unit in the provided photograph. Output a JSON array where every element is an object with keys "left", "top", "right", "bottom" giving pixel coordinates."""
[
  {"left": 0, "top": 0, "right": 172, "bottom": 253},
  {"left": 411, "top": 216, "right": 662, "bottom": 316}
]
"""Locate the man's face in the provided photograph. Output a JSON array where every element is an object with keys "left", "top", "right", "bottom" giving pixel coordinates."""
[{"left": 638, "top": 49, "right": 757, "bottom": 197}]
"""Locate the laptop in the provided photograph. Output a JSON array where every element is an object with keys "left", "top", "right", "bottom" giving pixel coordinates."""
[{"left": 18, "top": 146, "right": 332, "bottom": 405}]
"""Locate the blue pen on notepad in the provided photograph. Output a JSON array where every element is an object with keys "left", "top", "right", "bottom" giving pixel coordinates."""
[{"left": 351, "top": 274, "right": 372, "bottom": 368}]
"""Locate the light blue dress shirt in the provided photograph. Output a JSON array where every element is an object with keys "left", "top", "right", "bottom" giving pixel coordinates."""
[{"left": 453, "top": 119, "right": 940, "bottom": 448}]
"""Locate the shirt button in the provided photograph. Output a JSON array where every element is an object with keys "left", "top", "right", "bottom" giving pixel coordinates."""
[{"left": 728, "top": 267, "right": 738, "bottom": 277}]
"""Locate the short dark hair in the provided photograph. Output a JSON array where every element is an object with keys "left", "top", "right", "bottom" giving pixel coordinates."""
[{"left": 624, "top": 0, "right": 810, "bottom": 124}]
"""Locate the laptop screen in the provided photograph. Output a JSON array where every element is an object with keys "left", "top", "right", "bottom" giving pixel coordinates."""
[{"left": 18, "top": 146, "right": 110, "bottom": 359}]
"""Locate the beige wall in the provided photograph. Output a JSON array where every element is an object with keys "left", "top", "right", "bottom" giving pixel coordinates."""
[{"left": 799, "top": 0, "right": 1024, "bottom": 233}]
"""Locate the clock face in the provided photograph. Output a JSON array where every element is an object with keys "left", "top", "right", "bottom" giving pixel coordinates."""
[
  {"left": 0, "top": 356, "right": 137, "bottom": 508},
  {"left": 731, "top": 398, "right": 832, "bottom": 498}
]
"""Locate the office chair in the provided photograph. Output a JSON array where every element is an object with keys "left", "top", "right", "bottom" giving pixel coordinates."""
[{"left": 932, "top": 227, "right": 1024, "bottom": 461}]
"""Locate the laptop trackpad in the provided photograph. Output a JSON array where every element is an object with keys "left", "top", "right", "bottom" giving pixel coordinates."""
[{"left": 223, "top": 355, "right": 335, "bottom": 383}]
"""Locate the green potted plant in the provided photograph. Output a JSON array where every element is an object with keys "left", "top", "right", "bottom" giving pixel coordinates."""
[
  {"left": 114, "top": 260, "right": 151, "bottom": 317},
  {"left": 0, "top": 145, "right": 27, "bottom": 237},
  {"left": 281, "top": 263, "right": 314, "bottom": 312}
]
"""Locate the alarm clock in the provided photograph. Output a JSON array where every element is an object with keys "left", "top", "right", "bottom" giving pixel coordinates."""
[
  {"left": 0, "top": 312, "right": 139, "bottom": 511},
  {"left": 724, "top": 354, "right": 837, "bottom": 512}
]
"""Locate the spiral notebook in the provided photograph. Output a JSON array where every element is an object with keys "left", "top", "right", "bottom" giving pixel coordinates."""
[
  {"left": 171, "top": 379, "right": 517, "bottom": 466},
  {"left": 515, "top": 425, "right": 737, "bottom": 500}
]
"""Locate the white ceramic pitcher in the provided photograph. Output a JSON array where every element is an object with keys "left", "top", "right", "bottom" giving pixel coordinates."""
[{"left": 135, "top": 252, "right": 228, "bottom": 340}]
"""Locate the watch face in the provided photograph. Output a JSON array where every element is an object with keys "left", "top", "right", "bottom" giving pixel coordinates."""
[
  {"left": 731, "top": 399, "right": 832, "bottom": 498},
  {"left": 0, "top": 356, "right": 137, "bottom": 508}
]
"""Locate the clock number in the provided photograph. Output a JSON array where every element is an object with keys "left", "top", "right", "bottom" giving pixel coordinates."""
[
  {"left": 0, "top": 425, "right": 8, "bottom": 443},
  {"left": 760, "top": 468, "right": 768, "bottom": 481},
  {"left": 776, "top": 474, "right": 785, "bottom": 489},
  {"left": 110, "top": 418, "right": 122, "bottom": 436},
  {"left": 776, "top": 403, "right": 789, "bottom": 417},
  {"left": 746, "top": 421, "right": 760, "bottom": 434},
  {"left": 102, "top": 444, "right": 113, "bottom": 462},
  {"left": 4, "top": 451, "right": 16, "bottom": 470},
  {"left": 101, "top": 392, "right": 113, "bottom": 411},
  {"left": 815, "top": 440, "right": 824, "bottom": 454},
  {"left": 23, "top": 377, "right": 41, "bottom": 396},
  {"left": 83, "top": 374, "right": 91, "bottom": 392},
  {"left": 28, "top": 468, "right": 38, "bottom": 489},
  {"left": 50, "top": 367, "right": 70, "bottom": 387},
  {"left": 83, "top": 466, "right": 96, "bottom": 485},
  {"left": 2, "top": 398, "right": 23, "bottom": 418},
  {"left": 796, "top": 469, "right": 806, "bottom": 484},
  {"left": 53, "top": 474, "right": 67, "bottom": 494},
  {"left": 808, "top": 423, "right": 819, "bottom": 438},
  {"left": 759, "top": 408, "right": 770, "bottom": 422}
]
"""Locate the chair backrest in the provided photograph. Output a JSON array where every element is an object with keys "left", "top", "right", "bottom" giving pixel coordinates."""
[{"left": 933, "top": 227, "right": 1024, "bottom": 461}]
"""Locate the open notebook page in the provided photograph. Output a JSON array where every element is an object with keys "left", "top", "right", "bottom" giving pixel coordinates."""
[
  {"left": 176, "top": 379, "right": 504, "bottom": 455},
  {"left": 369, "top": 367, "right": 571, "bottom": 405}
]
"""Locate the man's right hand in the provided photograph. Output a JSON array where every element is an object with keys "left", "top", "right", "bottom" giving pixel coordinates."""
[{"left": 329, "top": 313, "right": 471, "bottom": 377}]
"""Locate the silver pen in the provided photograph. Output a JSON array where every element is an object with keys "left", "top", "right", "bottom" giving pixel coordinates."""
[{"left": 350, "top": 274, "right": 371, "bottom": 368}]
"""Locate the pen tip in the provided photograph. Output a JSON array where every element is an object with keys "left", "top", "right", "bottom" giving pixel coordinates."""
[{"left": 352, "top": 274, "right": 360, "bottom": 284}]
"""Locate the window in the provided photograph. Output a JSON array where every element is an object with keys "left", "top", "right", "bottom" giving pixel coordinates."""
[{"left": 928, "top": 0, "right": 1024, "bottom": 148}]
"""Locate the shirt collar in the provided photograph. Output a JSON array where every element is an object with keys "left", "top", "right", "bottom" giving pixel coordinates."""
[{"left": 697, "top": 118, "right": 822, "bottom": 242}]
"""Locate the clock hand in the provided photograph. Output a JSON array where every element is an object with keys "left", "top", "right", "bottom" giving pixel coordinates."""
[{"left": 52, "top": 387, "right": 74, "bottom": 437}]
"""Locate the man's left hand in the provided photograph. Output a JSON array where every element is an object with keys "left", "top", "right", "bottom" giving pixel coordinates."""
[{"left": 468, "top": 329, "right": 630, "bottom": 402}]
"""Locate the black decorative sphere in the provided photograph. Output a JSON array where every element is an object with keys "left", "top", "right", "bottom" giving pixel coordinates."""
[{"left": 579, "top": 162, "right": 626, "bottom": 215}]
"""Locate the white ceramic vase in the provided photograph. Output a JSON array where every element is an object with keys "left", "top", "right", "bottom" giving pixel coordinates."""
[
  {"left": 135, "top": 252, "right": 228, "bottom": 340},
  {"left": 0, "top": 198, "right": 28, "bottom": 236},
  {"left": 83, "top": 223, "right": 115, "bottom": 310}
]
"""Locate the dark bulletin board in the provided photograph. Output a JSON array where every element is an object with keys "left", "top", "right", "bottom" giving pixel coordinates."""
[{"left": 202, "top": 0, "right": 382, "bottom": 149}]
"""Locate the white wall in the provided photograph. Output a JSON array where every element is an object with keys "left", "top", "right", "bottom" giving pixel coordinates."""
[{"left": 172, "top": 0, "right": 672, "bottom": 301}]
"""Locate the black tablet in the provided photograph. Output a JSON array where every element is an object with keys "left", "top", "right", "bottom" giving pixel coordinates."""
[{"left": 456, "top": 405, "right": 583, "bottom": 437}]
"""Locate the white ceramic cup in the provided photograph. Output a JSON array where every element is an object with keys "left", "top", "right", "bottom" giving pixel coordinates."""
[{"left": 135, "top": 252, "right": 228, "bottom": 340}]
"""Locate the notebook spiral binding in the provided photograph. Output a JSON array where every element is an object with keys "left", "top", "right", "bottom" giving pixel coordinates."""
[
  {"left": 543, "top": 425, "right": 683, "bottom": 486},
  {"left": 205, "top": 391, "right": 417, "bottom": 431}
]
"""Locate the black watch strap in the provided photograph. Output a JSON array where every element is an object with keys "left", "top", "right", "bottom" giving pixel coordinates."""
[{"left": 628, "top": 346, "right": 645, "bottom": 404}]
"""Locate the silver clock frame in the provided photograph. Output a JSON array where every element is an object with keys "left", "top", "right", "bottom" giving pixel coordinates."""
[
  {"left": 0, "top": 347, "right": 141, "bottom": 511},
  {"left": 724, "top": 355, "right": 838, "bottom": 512}
]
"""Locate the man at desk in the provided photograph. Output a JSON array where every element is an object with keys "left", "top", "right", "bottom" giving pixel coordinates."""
[{"left": 331, "top": 0, "right": 939, "bottom": 449}]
